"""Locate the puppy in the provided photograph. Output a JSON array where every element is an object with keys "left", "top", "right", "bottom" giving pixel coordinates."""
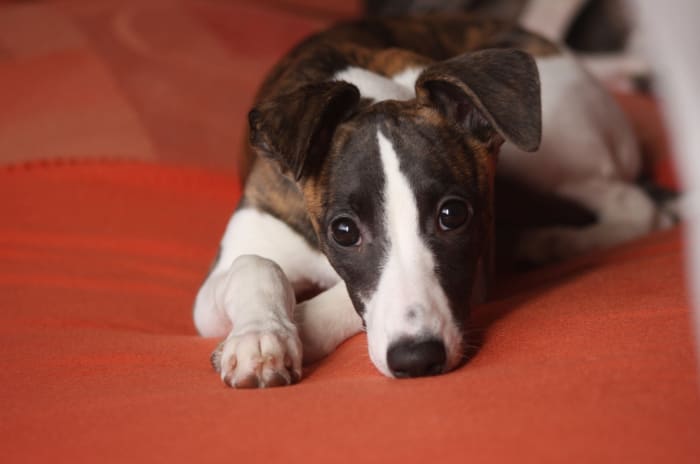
[{"left": 193, "top": 15, "right": 668, "bottom": 388}]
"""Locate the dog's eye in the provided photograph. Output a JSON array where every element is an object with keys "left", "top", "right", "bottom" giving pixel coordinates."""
[
  {"left": 330, "top": 217, "right": 361, "bottom": 247},
  {"left": 438, "top": 199, "right": 472, "bottom": 231}
]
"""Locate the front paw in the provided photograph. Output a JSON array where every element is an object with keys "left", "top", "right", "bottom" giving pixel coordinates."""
[{"left": 211, "top": 321, "right": 302, "bottom": 388}]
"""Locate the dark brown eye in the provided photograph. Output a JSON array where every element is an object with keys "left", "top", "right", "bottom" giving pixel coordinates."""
[
  {"left": 330, "top": 217, "right": 361, "bottom": 247},
  {"left": 438, "top": 199, "right": 472, "bottom": 231}
]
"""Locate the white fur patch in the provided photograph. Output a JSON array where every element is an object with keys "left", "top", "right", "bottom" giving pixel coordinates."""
[
  {"left": 498, "top": 53, "right": 655, "bottom": 264},
  {"left": 194, "top": 208, "right": 339, "bottom": 337},
  {"left": 498, "top": 53, "right": 641, "bottom": 190},
  {"left": 193, "top": 209, "right": 358, "bottom": 386},
  {"left": 294, "top": 282, "right": 363, "bottom": 363},
  {"left": 516, "top": 178, "right": 659, "bottom": 263},
  {"left": 391, "top": 66, "right": 425, "bottom": 90},
  {"left": 365, "top": 130, "right": 462, "bottom": 377},
  {"left": 333, "top": 67, "right": 415, "bottom": 102}
]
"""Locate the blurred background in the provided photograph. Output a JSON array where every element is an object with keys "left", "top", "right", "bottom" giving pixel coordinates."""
[{"left": 0, "top": 0, "right": 678, "bottom": 177}]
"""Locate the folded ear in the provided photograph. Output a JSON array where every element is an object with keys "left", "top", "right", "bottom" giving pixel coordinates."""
[
  {"left": 415, "top": 49, "right": 541, "bottom": 152},
  {"left": 249, "top": 81, "right": 360, "bottom": 181}
]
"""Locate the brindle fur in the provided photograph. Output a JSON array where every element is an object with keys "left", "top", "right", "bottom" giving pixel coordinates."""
[{"left": 242, "top": 14, "right": 556, "bottom": 248}]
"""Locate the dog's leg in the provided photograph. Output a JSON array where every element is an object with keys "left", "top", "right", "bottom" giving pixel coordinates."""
[
  {"left": 294, "top": 282, "right": 363, "bottom": 364},
  {"left": 194, "top": 208, "right": 356, "bottom": 388},
  {"left": 516, "top": 178, "right": 675, "bottom": 263},
  {"left": 203, "top": 254, "right": 301, "bottom": 388}
]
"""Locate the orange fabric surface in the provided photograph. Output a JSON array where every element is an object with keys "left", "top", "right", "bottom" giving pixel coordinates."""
[
  {"left": 1, "top": 161, "right": 699, "bottom": 463},
  {"left": 0, "top": 0, "right": 361, "bottom": 169}
]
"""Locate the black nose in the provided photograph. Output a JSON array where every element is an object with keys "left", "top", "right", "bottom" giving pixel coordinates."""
[{"left": 387, "top": 338, "right": 446, "bottom": 378}]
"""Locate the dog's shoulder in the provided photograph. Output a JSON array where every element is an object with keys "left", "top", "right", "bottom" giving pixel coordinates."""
[{"left": 241, "top": 160, "right": 320, "bottom": 249}]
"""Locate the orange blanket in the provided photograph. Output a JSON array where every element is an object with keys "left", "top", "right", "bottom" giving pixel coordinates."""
[{"left": 2, "top": 160, "right": 698, "bottom": 463}]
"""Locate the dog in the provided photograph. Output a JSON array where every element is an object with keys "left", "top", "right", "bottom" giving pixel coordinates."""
[{"left": 193, "top": 14, "right": 672, "bottom": 388}]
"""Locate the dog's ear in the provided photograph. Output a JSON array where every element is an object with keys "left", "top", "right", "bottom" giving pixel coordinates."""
[
  {"left": 415, "top": 48, "right": 541, "bottom": 152},
  {"left": 249, "top": 81, "right": 361, "bottom": 181}
]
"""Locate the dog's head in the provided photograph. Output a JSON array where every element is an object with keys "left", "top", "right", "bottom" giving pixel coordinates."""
[{"left": 249, "top": 49, "right": 541, "bottom": 378}]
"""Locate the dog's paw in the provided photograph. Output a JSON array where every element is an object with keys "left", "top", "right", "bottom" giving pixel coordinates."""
[{"left": 211, "top": 321, "right": 302, "bottom": 388}]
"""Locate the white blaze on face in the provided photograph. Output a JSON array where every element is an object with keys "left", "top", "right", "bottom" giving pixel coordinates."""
[{"left": 366, "top": 130, "right": 463, "bottom": 377}]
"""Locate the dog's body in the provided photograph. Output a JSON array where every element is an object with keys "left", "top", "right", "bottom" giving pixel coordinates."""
[{"left": 194, "top": 15, "right": 668, "bottom": 388}]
